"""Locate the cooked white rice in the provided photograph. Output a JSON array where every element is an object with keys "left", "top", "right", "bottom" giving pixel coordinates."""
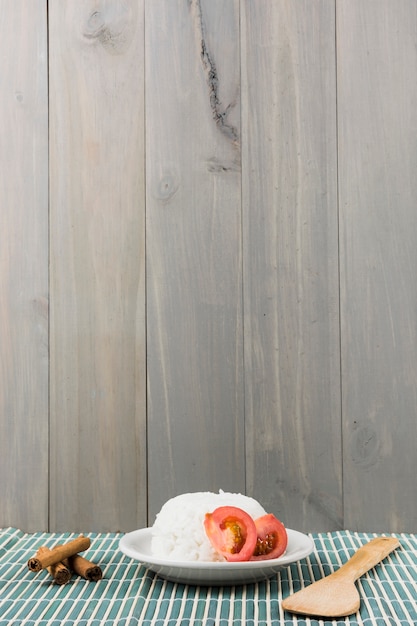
[{"left": 151, "top": 490, "right": 267, "bottom": 561}]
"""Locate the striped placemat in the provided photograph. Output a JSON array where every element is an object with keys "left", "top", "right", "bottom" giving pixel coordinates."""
[{"left": 0, "top": 528, "right": 415, "bottom": 625}]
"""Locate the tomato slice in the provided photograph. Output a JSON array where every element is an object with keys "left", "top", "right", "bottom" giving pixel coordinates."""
[
  {"left": 251, "top": 514, "right": 288, "bottom": 560},
  {"left": 204, "top": 506, "right": 257, "bottom": 562}
]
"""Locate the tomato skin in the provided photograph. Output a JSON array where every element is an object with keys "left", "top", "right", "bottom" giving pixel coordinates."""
[
  {"left": 204, "top": 506, "right": 257, "bottom": 562},
  {"left": 250, "top": 514, "right": 288, "bottom": 561}
]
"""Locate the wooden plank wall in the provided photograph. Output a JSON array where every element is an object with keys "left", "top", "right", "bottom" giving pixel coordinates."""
[
  {"left": 0, "top": 1, "right": 49, "bottom": 530},
  {"left": 146, "top": 0, "right": 246, "bottom": 521},
  {"left": 242, "top": 1, "right": 342, "bottom": 531},
  {"left": 48, "top": 0, "right": 147, "bottom": 531},
  {"left": 338, "top": 0, "right": 417, "bottom": 532},
  {"left": 0, "top": 0, "right": 416, "bottom": 534}
]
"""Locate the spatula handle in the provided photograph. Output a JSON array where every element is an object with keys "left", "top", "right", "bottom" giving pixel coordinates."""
[{"left": 333, "top": 536, "right": 400, "bottom": 582}]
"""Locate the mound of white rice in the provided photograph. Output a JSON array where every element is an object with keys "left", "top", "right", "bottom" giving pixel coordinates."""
[{"left": 151, "top": 490, "right": 267, "bottom": 562}]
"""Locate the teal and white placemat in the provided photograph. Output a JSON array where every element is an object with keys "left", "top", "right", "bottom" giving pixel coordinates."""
[{"left": 0, "top": 528, "right": 415, "bottom": 625}]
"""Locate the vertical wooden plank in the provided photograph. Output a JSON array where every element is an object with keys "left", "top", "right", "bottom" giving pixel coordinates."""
[
  {"left": 338, "top": 0, "right": 417, "bottom": 531},
  {"left": 146, "top": 0, "right": 244, "bottom": 521},
  {"left": 49, "top": 0, "right": 146, "bottom": 531},
  {"left": 0, "top": 1, "right": 48, "bottom": 531},
  {"left": 242, "top": 0, "right": 342, "bottom": 531}
]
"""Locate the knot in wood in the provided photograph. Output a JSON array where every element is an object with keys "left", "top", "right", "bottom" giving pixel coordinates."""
[{"left": 83, "top": 5, "right": 134, "bottom": 55}]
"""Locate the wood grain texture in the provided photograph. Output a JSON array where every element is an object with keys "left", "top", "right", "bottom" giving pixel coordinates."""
[
  {"left": 49, "top": 0, "right": 146, "bottom": 531},
  {"left": 338, "top": 0, "right": 417, "bottom": 532},
  {"left": 242, "top": 0, "right": 342, "bottom": 532},
  {"left": 145, "top": 0, "right": 244, "bottom": 522},
  {"left": 2, "top": 0, "right": 417, "bottom": 535},
  {"left": 0, "top": 1, "right": 49, "bottom": 531}
]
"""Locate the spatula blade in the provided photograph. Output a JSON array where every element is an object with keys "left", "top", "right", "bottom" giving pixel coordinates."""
[
  {"left": 282, "top": 578, "right": 360, "bottom": 618},
  {"left": 282, "top": 536, "right": 400, "bottom": 618}
]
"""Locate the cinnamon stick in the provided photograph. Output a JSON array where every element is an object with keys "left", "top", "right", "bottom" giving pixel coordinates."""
[
  {"left": 67, "top": 554, "right": 103, "bottom": 581},
  {"left": 36, "top": 546, "right": 71, "bottom": 585},
  {"left": 27, "top": 536, "right": 91, "bottom": 572}
]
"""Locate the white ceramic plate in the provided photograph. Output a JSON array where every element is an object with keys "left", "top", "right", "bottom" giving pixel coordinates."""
[{"left": 119, "top": 527, "right": 314, "bottom": 585}]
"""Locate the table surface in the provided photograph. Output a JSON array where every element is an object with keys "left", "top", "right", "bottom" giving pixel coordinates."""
[{"left": 0, "top": 527, "right": 415, "bottom": 625}]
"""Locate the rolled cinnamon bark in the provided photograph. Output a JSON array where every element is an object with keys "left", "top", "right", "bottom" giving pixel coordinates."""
[
  {"left": 36, "top": 547, "right": 72, "bottom": 585},
  {"left": 28, "top": 536, "right": 91, "bottom": 572},
  {"left": 67, "top": 554, "right": 103, "bottom": 581}
]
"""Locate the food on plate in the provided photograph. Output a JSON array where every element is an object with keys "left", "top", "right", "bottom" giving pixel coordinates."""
[
  {"left": 204, "top": 507, "right": 287, "bottom": 562},
  {"left": 204, "top": 506, "right": 258, "bottom": 562},
  {"left": 251, "top": 513, "right": 288, "bottom": 560},
  {"left": 151, "top": 491, "right": 266, "bottom": 562},
  {"left": 151, "top": 491, "right": 287, "bottom": 562}
]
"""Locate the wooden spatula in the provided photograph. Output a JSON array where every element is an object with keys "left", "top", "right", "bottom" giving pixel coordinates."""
[{"left": 282, "top": 536, "right": 400, "bottom": 618}]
